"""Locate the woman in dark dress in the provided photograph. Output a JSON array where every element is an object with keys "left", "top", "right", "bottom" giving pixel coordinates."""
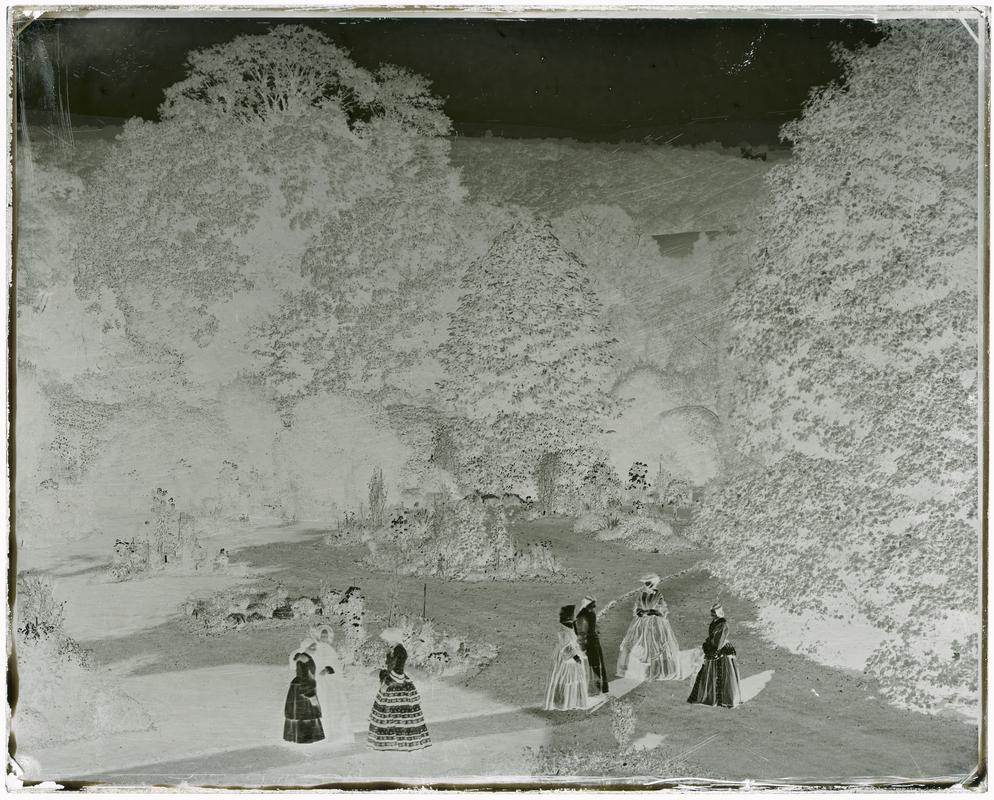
[
  {"left": 574, "top": 595, "right": 609, "bottom": 696},
  {"left": 284, "top": 652, "right": 325, "bottom": 744},
  {"left": 687, "top": 602, "right": 742, "bottom": 708},
  {"left": 367, "top": 643, "right": 431, "bottom": 751}
]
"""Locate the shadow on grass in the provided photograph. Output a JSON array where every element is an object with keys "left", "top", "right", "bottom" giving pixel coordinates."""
[{"left": 73, "top": 705, "right": 564, "bottom": 785}]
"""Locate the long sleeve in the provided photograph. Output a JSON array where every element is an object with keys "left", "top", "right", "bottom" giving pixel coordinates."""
[
  {"left": 558, "top": 629, "right": 582, "bottom": 660},
  {"left": 654, "top": 594, "right": 669, "bottom": 618},
  {"left": 574, "top": 614, "right": 590, "bottom": 650},
  {"left": 702, "top": 619, "right": 728, "bottom": 658}
]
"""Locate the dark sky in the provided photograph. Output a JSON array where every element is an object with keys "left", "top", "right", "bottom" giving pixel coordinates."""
[{"left": 16, "top": 16, "right": 883, "bottom": 145}]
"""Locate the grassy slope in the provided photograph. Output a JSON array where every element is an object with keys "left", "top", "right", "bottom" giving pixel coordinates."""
[
  {"left": 449, "top": 137, "right": 772, "bottom": 235},
  {"left": 80, "top": 519, "right": 977, "bottom": 783}
]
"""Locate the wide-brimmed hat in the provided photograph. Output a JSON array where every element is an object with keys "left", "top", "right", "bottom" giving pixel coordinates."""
[
  {"left": 640, "top": 573, "right": 661, "bottom": 587},
  {"left": 711, "top": 601, "right": 725, "bottom": 618}
]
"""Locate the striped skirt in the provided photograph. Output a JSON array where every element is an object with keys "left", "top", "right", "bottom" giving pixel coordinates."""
[{"left": 367, "top": 680, "right": 432, "bottom": 751}]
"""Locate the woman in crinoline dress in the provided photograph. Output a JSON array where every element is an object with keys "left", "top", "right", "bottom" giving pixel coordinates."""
[
  {"left": 616, "top": 573, "right": 682, "bottom": 681},
  {"left": 283, "top": 650, "right": 324, "bottom": 744},
  {"left": 687, "top": 601, "right": 742, "bottom": 708},
  {"left": 543, "top": 604, "right": 590, "bottom": 711},
  {"left": 367, "top": 641, "right": 432, "bottom": 751},
  {"left": 307, "top": 624, "right": 353, "bottom": 747}
]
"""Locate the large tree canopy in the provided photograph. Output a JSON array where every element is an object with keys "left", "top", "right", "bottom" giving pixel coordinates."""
[
  {"left": 438, "top": 220, "right": 618, "bottom": 496},
  {"left": 73, "top": 25, "right": 464, "bottom": 407},
  {"left": 160, "top": 25, "right": 449, "bottom": 136},
  {"left": 698, "top": 20, "right": 979, "bottom": 713}
]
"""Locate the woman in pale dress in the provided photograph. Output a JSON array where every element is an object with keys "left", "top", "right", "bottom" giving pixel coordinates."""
[
  {"left": 616, "top": 573, "right": 682, "bottom": 680},
  {"left": 543, "top": 604, "right": 590, "bottom": 711},
  {"left": 307, "top": 624, "right": 353, "bottom": 747}
]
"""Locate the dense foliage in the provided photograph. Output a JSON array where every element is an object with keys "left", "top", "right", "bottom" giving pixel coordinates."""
[
  {"left": 439, "top": 221, "right": 618, "bottom": 496},
  {"left": 364, "top": 494, "right": 569, "bottom": 581},
  {"left": 698, "top": 20, "right": 979, "bottom": 713}
]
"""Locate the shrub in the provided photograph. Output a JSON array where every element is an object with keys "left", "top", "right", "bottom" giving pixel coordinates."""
[
  {"left": 525, "top": 742, "right": 710, "bottom": 780},
  {"left": 12, "top": 574, "right": 149, "bottom": 749},
  {"left": 181, "top": 582, "right": 340, "bottom": 637},
  {"left": 610, "top": 698, "right": 637, "bottom": 750},
  {"left": 110, "top": 491, "right": 214, "bottom": 580},
  {"left": 15, "top": 573, "right": 66, "bottom": 643},
  {"left": 598, "top": 515, "right": 684, "bottom": 554},
  {"left": 363, "top": 493, "right": 571, "bottom": 582},
  {"left": 626, "top": 461, "right": 651, "bottom": 514},
  {"left": 14, "top": 637, "right": 153, "bottom": 749},
  {"left": 359, "top": 614, "right": 498, "bottom": 677},
  {"left": 580, "top": 460, "right": 622, "bottom": 513}
]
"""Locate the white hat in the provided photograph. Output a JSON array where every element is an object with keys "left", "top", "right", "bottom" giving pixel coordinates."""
[
  {"left": 576, "top": 595, "right": 596, "bottom": 612},
  {"left": 711, "top": 601, "right": 725, "bottom": 618},
  {"left": 640, "top": 573, "right": 661, "bottom": 587},
  {"left": 289, "top": 638, "right": 317, "bottom": 669},
  {"left": 309, "top": 624, "right": 335, "bottom": 642},
  {"left": 379, "top": 627, "right": 405, "bottom": 645}
]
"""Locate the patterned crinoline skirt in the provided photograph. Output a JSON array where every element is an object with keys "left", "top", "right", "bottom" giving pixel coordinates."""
[{"left": 367, "top": 679, "right": 432, "bottom": 751}]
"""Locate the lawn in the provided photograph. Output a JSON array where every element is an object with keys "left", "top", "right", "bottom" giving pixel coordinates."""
[{"left": 57, "top": 515, "right": 979, "bottom": 786}]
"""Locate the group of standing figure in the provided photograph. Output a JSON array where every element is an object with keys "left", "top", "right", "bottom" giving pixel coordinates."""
[
  {"left": 283, "top": 625, "right": 431, "bottom": 752},
  {"left": 544, "top": 573, "right": 742, "bottom": 711},
  {"left": 281, "top": 573, "right": 743, "bottom": 753}
]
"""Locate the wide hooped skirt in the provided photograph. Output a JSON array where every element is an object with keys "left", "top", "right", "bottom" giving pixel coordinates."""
[
  {"left": 687, "top": 655, "right": 742, "bottom": 708},
  {"left": 284, "top": 718, "right": 325, "bottom": 744},
  {"left": 367, "top": 681, "right": 432, "bottom": 751},
  {"left": 616, "top": 616, "right": 681, "bottom": 680},
  {"left": 544, "top": 657, "right": 590, "bottom": 711}
]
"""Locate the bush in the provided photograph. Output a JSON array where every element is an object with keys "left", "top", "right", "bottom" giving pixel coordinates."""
[
  {"left": 15, "top": 573, "right": 66, "bottom": 643},
  {"left": 363, "top": 493, "right": 571, "bottom": 581},
  {"left": 182, "top": 582, "right": 336, "bottom": 637},
  {"left": 597, "top": 515, "right": 686, "bottom": 554},
  {"left": 13, "top": 573, "right": 151, "bottom": 749},
  {"left": 580, "top": 460, "right": 623, "bottom": 513},
  {"left": 525, "top": 742, "right": 711, "bottom": 780},
  {"left": 610, "top": 698, "right": 637, "bottom": 750},
  {"left": 359, "top": 614, "right": 498, "bottom": 677},
  {"left": 626, "top": 461, "right": 651, "bottom": 514},
  {"left": 110, "top": 491, "right": 214, "bottom": 580},
  {"left": 14, "top": 638, "right": 153, "bottom": 749}
]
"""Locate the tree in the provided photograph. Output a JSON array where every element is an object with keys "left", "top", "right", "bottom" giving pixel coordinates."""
[
  {"left": 534, "top": 452, "right": 563, "bottom": 516},
  {"left": 160, "top": 26, "right": 448, "bottom": 136},
  {"left": 368, "top": 467, "right": 386, "bottom": 528},
  {"left": 438, "top": 220, "right": 618, "bottom": 495},
  {"left": 701, "top": 21, "right": 979, "bottom": 712},
  {"left": 74, "top": 25, "right": 464, "bottom": 407}
]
